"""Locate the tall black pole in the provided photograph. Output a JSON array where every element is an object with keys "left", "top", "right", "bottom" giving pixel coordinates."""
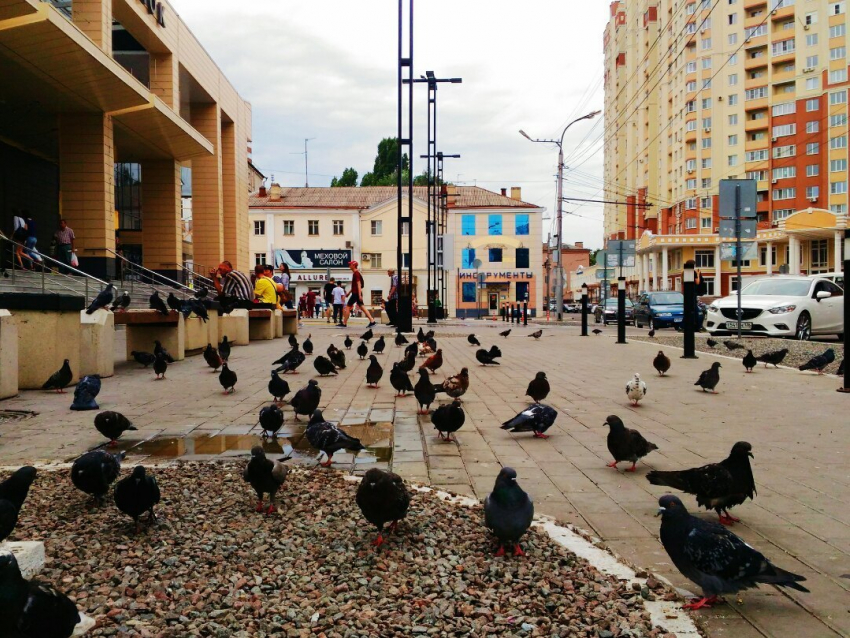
[
  {"left": 735, "top": 184, "right": 742, "bottom": 340},
  {"left": 839, "top": 229, "right": 849, "bottom": 393},
  {"left": 426, "top": 80, "right": 434, "bottom": 324},
  {"left": 682, "top": 260, "right": 698, "bottom": 359},
  {"left": 396, "top": 0, "right": 413, "bottom": 333},
  {"left": 616, "top": 277, "right": 626, "bottom": 344},
  {"left": 580, "top": 284, "right": 589, "bottom": 336}
]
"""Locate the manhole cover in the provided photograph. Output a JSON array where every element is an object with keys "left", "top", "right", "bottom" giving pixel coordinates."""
[{"left": 0, "top": 410, "right": 36, "bottom": 426}]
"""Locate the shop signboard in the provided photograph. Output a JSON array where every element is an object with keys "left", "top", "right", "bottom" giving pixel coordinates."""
[{"left": 274, "top": 249, "right": 352, "bottom": 270}]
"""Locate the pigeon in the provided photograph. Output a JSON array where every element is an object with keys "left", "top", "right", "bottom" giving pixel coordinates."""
[
  {"left": 390, "top": 362, "right": 414, "bottom": 397},
  {"left": 219, "top": 363, "right": 237, "bottom": 393},
  {"left": 94, "top": 410, "right": 137, "bottom": 445},
  {"left": 526, "top": 372, "right": 550, "bottom": 403},
  {"left": 85, "top": 283, "right": 114, "bottom": 314},
  {"left": 288, "top": 333, "right": 298, "bottom": 348},
  {"left": 76, "top": 374, "right": 101, "bottom": 398},
  {"left": 373, "top": 335, "right": 386, "bottom": 354},
  {"left": 153, "top": 353, "right": 168, "bottom": 380},
  {"left": 313, "top": 355, "right": 338, "bottom": 377},
  {"left": 648, "top": 328, "right": 656, "bottom": 338},
  {"left": 110, "top": 290, "right": 131, "bottom": 312},
  {"left": 243, "top": 446, "right": 289, "bottom": 514},
  {"left": 484, "top": 467, "right": 534, "bottom": 557},
  {"left": 420, "top": 349, "right": 443, "bottom": 374},
  {"left": 268, "top": 370, "right": 290, "bottom": 403},
  {"left": 0, "top": 467, "right": 37, "bottom": 543},
  {"left": 42, "top": 359, "right": 72, "bottom": 393},
  {"left": 414, "top": 368, "right": 437, "bottom": 414},
  {"left": 724, "top": 340, "right": 744, "bottom": 351},
  {"left": 0, "top": 550, "right": 83, "bottom": 638},
  {"left": 756, "top": 348, "right": 789, "bottom": 368},
  {"left": 417, "top": 341, "right": 435, "bottom": 357},
  {"left": 604, "top": 415, "right": 658, "bottom": 472},
  {"left": 360, "top": 328, "right": 373, "bottom": 342},
  {"left": 149, "top": 291, "right": 169, "bottom": 315},
  {"left": 706, "top": 338, "right": 718, "bottom": 348},
  {"left": 487, "top": 344, "right": 502, "bottom": 359},
  {"left": 653, "top": 351, "right": 671, "bottom": 376},
  {"left": 366, "top": 355, "right": 383, "bottom": 388},
  {"left": 476, "top": 348, "right": 500, "bottom": 366},
  {"left": 184, "top": 298, "right": 209, "bottom": 322},
  {"left": 404, "top": 341, "right": 418, "bottom": 359},
  {"left": 501, "top": 404, "right": 557, "bottom": 439},
  {"left": 695, "top": 362, "right": 722, "bottom": 392},
  {"left": 258, "top": 404, "right": 284, "bottom": 438},
  {"left": 430, "top": 399, "right": 465, "bottom": 442},
  {"left": 648, "top": 441, "right": 756, "bottom": 525},
  {"left": 656, "top": 494, "right": 808, "bottom": 610},
  {"left": 114, "top": 465, "right": 161, "bottom": 532},
  {"left": 499, "top": 329, "right": 511, "bottom": 338},
  {"left": 742, "top": 350, "right": 757, "bottom": 373},
  {"left": 303, "top": 334, "right": 314, "bottom": 355},
  {"left": 305, "top": 409, "right": 364, "bottom": 466},
  {"left": 218, "top": 336, "right": 231, "bottom": 362},
  {"left": 592, "top": 328, "right": 603, "bottom": 336},
  {"left": 468, "top": 334, "right": 481, "bottom": 346},
  {"left": 838, "top": 358, "right": 845, "bottom": 376},
  {"left": 153, "top": 340, "right": 175, "bottom": 363},
  {"left": 290, "top": 379, "right": 321, "bottom": 420},
  {"left": 625, "top": 373, "right": 647, "bottom": 406},
  {"left": 131, "top": 351, "right": 156, "bottom": 368},
  {"left": 194, "top": 285, "right": 209, "bottom": 299},
  {"left": 327, "top": 345, "right": 346, "bottom": 369},
  {"left": 528, "top": 329, "right": 542, "bottom": 340},
  {"left": 398, "top": 350, "right": 416, "bottom": 374},
  {"left": 356, "top": 468, "right": 410, "bottom": 548},
  {"left": 395, "top": 332, "right": 408, "bottom": 347},
  {"left": 166, "top": 292, "right": 182, "bottom": 312},
  {"left": 799, "top": 348, "right": 835, "bottom": 374},
  {"left": 71, "top": 450, "right": 124, "bottom": 505},
  {"left": 357, "top": 342, "right": 368, "bottom": 360},
  {"left": 434, "top": 368, "right": 470, "bottom": 400},
  {"left": 203, "top": 343, "right": 223, "bottom": 371},
  {"left": 417, "top": 327, "right": 426, "bottom": 343},
  {"left": 70, "top": 375, "right": 101, "bottom": 411},
  {"left": 344, "top": 335, "right": 353, "bottom": 350},
  {"left": 273, "top": 345, "right": 305, "bottom": 374}
]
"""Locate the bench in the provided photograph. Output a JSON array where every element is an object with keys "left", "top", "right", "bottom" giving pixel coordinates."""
[
  {"left": 281, "top": 308, "right": 298, "bottom": 335},
  {"left": 80, "top": 309, "right": 114, "bottom": 378},
  {"left": 0, "top": 309, "right": 18, "bottom": 398},
  {"left": 248, "top": 309, "right": 275, "bottom": 341},
  {"left": 185, "top": 312, "right": 219, "bottom": 352},
  {"left": 115, "top": 310, "right": 185, "bottom": 361},
  {"left": 218, "top": 308, "right": 249, "bottom": 345}
]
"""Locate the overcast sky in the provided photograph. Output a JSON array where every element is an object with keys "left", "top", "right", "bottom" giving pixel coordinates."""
[{"left": 172, "top": 0, "right": 610, "bottom": 249}]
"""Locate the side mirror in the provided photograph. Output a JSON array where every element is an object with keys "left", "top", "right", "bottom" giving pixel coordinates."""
[{"left": 815, "top": 290, "right": 831, "bottom": 301}]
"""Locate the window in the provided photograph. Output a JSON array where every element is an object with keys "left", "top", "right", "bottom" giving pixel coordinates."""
[
  {"left": 806, "top": 98, "right": 820, "bottom": 111},
  {"left": 686, "top": 100, "right": 697, "bottom": 113},
  {"left": 772, "top": 124, "right": 796, "bottom": 137},
  {"left": 333, "top": 220, "right": 344, "bottom": 235},
  {"left": 254, "top": 220, "right": 265, "bottom": 236},
  {"left": 701, "top": 157, "right": 712, "bottom": 168},
  {"left": 772, "top": 102, "right": 795, "bottom": 116},
  {"left": 461, "top": 282, "right": 476, "bottom": 303},
  {"left": 759, "top": 245, "right": 777, "bottom": 267},
  {"left": 745, "top": 149, "right": 769, "bottom": 161},
  {"left": 807, "top": 164, "right": 820, "bottom": 177},
  {"left": 831, "top": 204, "right": 849, "bottom": 214},
  {"left": 729, "top": 114, "right": 738, "bottom": 125},
  {"left": 701, "top": 98, "right": 712, "bottom": 109},
  {"left": 831, "top": 158, "right": 848, "bottom": 172},
  {"left": 830, "top": 1, "right": 846, "bottom": 15},
  {"left": 806, "top": 77, "right": 820, "bottom": 90},
  {"left": 811, "top": 240, "right": 829, "bottom": 272},
  {"left": 282, "top": 220, "right": 294, "bottom": 235},
  {"left": 686, "top": 61, "right": 697, "bottom": 73},
  {"left": 749, "top": 69, "right": 765, "bottom": 80},
  {"left": 829, "top": 69, "right": 848, "bottom": 84},
  {"left": 308, "top": 220, "right": 319, "bottom": 236},
  {"left": 702, "top": 178, "right": 712, "bottom": 188},
  {"left": 831, "top": 181, "right": 848, "bottom": 194},
  {"left": 746, "top": 24, "right": 767, "bottom": 38},
  {"left": 702, "top": 137, "right": 712, "bottom": 148},
  {"left": 685, "top": 218, "right": 698, "bottom": 229},
  {"left": 462, "top": 215, "right": 475, "bottom": 235},
  {"left": 701, "top": 216, "right": 713, "bottom": 228},
  {"left": 728, "top": 13, "right": 737, "bottom": 24},
  {"left": 702, "top": 117, "right": 712, "bottom": 129},
  {"left": 701, "top": 196, "right": 711, "bottom": 209},
  {"left": 771, "top": 39, "right": 795, "bottom": 55},
  {"left": 831, "top": 46, "right": 846, "bottom": 60},
  {"left": 806, "top": 55, "right": 819, "bottom": 67},
  {"left": 488, "top": 248, "right": 503, "bottom": 263},
  {"left": 516, "top": 248, "right": 530, "bottom": 268},
  {"left": 516, "top": 282, "right": 530, "bottom": 303},
  {"left": 515, "top": 214, "right": 530, "bottom": 235},
  {"left": 686, "top": 178, "right": 697, "bottom": 189},
  {"left": 461, "top": 248, "right": 475, "bottom": 269},
  {"left": 729, "top": 53, "right": 738, "bottom": 64},
  {"left": 773, "top": 166, "right": 797, "bottom": 179},
  {"left": 695, "top": 250, "right": 715, "bottom": 268},
  {"left": 805, "top": 11, "right": 817, "bottom": 25},
  {"left": 488, "top": 214, "right": 503, "bottom": 235},
  {"left": 369, "top": 253, "right": 383, "bottom": 268},
  {"left": 686, "top": 158, "right": 697, "bottom": 171},
  {"left": 807, "top": 142, "right": 820, "bottom": 154},
  {"left": 728, "top": 33, "right": 738, "bottom": 45},
  {"left": 686, "top": 21, "right": 697, "bottom": 34},
  {"left": 687, "top": 3, "right": 696, "bottom": 15},
  {"left": 701, "top": 37, "right": 712, "bottom": 50},
  {"left": 806, "top": 185, "right": 820, "bottom": 198},
  {"left": 745, "top": 87, "right": 767, "bottom": 100},
  {"left": 402, "top": 253, "right": 411, "bottom": 268},
  {"left": 830, "top": 90, "right": 847, "bottom": 104},
  {"left": 686, "top": 198, "right": 697, "bottom": 210},
  {"left": 772, "top": 188, "right": 796, "bottom": 200},
  {"left": 401, "top": 221, "right": 410, "bottom": 235},
  {"left": 254, "top": 253, "right": 265, "bottom": 267},
  {"left": 830, "top": 114, "right": 848, "bottom": 127},
  {"left": 746, "top": 170, "right": 768, "bottom": 180},
  {"left": 830, "top": 135, "right": 848, "bottom": 149},
  {"left": 806, "top": 121, "right": 819, "bottom": 134},
  {"left": 773, "top": 145, "right": 796, "bottom": 158},
  {"left": 728, "top": 94, "right": 739, "bottom": 105},
  {"left": 371, "top": 220, "right": 383, "bottom": 236},
  {"left": 829, "top": 24, "right": 846, "bottom": 38},
  {"left": 702, "top": 57, "right": 712, "bottom": 69},
  {"left": 728, "top": 154, "right": 738, "bottom": 166},
  {"left": 774, "top": 208, "right": 794, "bottom": 220},
  {"left": 687, "top": 119, "right": 698, "bottom": 131},
  {"left": 114, "top": 163, "right": 142, "bottom": 230}
]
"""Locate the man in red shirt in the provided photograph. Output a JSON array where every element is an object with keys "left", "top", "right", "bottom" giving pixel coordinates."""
[
  {"left": 343, "top": 260, "right": 376, "bottom": 328},
  {"left": 306, "top": 289, "right": 317, "bottom": 318}
]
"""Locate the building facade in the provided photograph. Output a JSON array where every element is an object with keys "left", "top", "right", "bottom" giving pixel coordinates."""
[
  {"left": 603, "top": 0, "right": 848, "bottom": 297},
  {"left": 542, "top": 242, "right": 592, "bottom": 303},
  {"left": 0, "top": 0, "right": 252, "bottom": 279}
]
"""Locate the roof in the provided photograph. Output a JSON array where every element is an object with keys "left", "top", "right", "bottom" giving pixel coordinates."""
[{"left": 248, "top": 186, "right": 540, "bottom": 210}]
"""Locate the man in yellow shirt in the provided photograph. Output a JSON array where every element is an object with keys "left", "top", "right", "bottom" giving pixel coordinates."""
[{"left": 254, "top": 264, "right": 279, "bottom": 306}]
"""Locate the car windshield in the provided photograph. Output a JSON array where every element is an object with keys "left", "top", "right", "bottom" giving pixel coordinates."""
[
  {"left": 649, "top": 293, "right": 683, "bottom": 305},
  {"left": 604, "top": 299, "right": 633, "bottom": 308},
  {"left": 742, "top": 279, "right": 811, "bottom": 296}
]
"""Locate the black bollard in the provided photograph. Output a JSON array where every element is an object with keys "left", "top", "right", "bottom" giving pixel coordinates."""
[
  {"left": 580, "top": 285, "right": 589, "bottom": 337},
  {"left": 523, "top": 302, "right": 528, "bottom": 326},
  {"left": 682, "top": 261, "right": 698, "bottom": 359},
  {"left": 616, "top": 277, "right": 627, "bottom": 344},
  {"left": 510, "top": 304, "right": 515, "bottom": 324}
]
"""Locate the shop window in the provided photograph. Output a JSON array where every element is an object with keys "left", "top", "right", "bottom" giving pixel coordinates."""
[
  {"left": 114, "top": 163, "right": 142, "bottom": 231},
  {"left": 488, "top": 214, "right": 503, "bottom": 235},
  {"left": 462, "top": 215, "right": 475, "bottom": 235},
  {"left": 489, "top": 248, "right": 503, "bottom": 263},
  {"left": 516, "top": 248, "right": 530, "bottom": 268},
  {"left": 516, "top": 282, "right": 529, "bottom": 302},
  {"left": 515, "top": 214, "right": 530, "bottom": 235},
  {"left": 370, "top": 290, "right": 383, "bottom": 306},
  {"left": 462, "top": 282, "right": 476, "bottom": 303},
  {"left": 462, "top": 248, "right": 475, "bottom": 269}
]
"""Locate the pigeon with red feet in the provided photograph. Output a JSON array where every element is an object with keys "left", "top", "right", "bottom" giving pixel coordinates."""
[
  {"left": 604, "top": 415, "right": 657, "bottom": 472},
  {"left": 243, "top": 446, "right": 289, "bottom": 515},
  {"left": 94, "top": 411, "right": 137, "bottom": 446},
  {"left": 356, "top": 468, "right": 410, "bottom": 548},
  {"left": 305, "top": 410, "right": 364, "bottom": 467},
  {"left": 414, "top": 368, "right": 436, "bottom": 414},
  {"left": 484, "top": 467, "right": 534, "bottom": 557},
  {"left": 430, "top": 400, "right": 465, "bottom": 442},
  {"left": 501, "top": 404, "right": 557, "bottom": 439}
]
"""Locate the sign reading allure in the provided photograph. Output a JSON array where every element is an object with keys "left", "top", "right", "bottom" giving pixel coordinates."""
[
  {"left": 140, "top": 0, "right": 166, "bottom": 27},
  {"left": 274, "top": 249, "right": 353, "bottom": 270},
  {"left": 458, "top": 271, "right": 534, "bottom": 280}
]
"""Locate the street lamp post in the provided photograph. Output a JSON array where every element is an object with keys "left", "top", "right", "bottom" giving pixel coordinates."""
[
  {"left": 839, "top": 230, "right": 849, "bottom": 393},
  {"left": 519, "top": 110, "right": 600, "bottom": 322}
]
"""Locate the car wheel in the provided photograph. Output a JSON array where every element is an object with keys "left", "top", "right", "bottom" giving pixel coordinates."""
[{"left": 795, "top": 312, "right": 812, "bottom": 341}]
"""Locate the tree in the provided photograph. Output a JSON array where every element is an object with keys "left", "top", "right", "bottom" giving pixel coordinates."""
[
  {"left": 360, "top": 137, "right": 408, "bottom": 186},
  {"left": 589, "top": 249, "right": 599, "bottom": 267},
  {"left": 330, "top": 167, "right": 358, "bottom": 187}
]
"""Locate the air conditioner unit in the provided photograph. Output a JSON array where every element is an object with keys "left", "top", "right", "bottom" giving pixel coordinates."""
[
  {"left": 345, "top": 240, "right": 353, "bottom": 249},
  {"left": 704, "top": 127, "right": 712, "bottom": 132},
  {"left": 771, "top": 137, "right": 778, "bottom": 142},
  {"left": 772, "top": 178, "right": 779, "bottom": 184},
  {"left": 718, "top": 96, "right": 723, "bottom": 101},
  {"left": 687, "top": 169, "right": 694, "bottom": 174},
  {"left": 804, "top": 24, "right": 810, "bottom": 30},
  {"left": 714, "top": 226, "right": 720, "bottom": 232},
  {"left": 362, "top": 253, "right": 371, "bottom": 261},
  {"left": 808, "top": 196, "right": 818, "bottom": 202},
  {"left": 803, "top": 67, "right": 814, "bottom": 73}
]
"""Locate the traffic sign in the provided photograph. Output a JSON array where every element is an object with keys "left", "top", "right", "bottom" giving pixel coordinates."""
[
  {"left": 719, "top": 218, "right": 757, "bottom": 239},
  {"left": 719, "top": 179, "right": 757, "bottom": 218}
]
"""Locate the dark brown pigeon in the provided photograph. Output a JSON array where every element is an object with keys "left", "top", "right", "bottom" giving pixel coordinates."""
[
  {"left": 743, "top": 350, "right": 757, "bottom": 373},
  {"left": 525, "top": 372, "right": 550, "bottom": 403},
  {"left": 356, "top": 468, "right": 410, "bottom": 548},
  {"left": 653, "top": 351, "right": 671, "bottom": 376},
  {"left": 695, "top": 362, "right": 721, "bottom": 392}
]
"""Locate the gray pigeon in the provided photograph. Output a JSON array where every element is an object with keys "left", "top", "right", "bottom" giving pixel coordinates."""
[
  {"left": 305, "top": 409, "right": 364, "bottom": 466},
  {"left": 695, "top": 362, "right": 721, "bottom": 393},
  {"left": 605, "top": 415, "right": 657, "bottom": 471},
  {"left": 798, "top": 348, "right": 835, "bottom": 374},
  {"left": 242, "top": 446, "right": 289, "bottom": 514},
  {"left": 86, "top": 283, "right": 114, "bottom": 314},
  {"left": 484, "top": 467, "right": 534, "bottom": 556},
  {"left": 94, "top": 410, "right": 137, "bottom": 445},
  {"left": 501, "top": 404, "right": 557, "bottom": 439}
]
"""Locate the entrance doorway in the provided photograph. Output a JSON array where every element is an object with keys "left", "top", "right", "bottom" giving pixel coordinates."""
[{"left": 488, "top": 292, "right": 498, "bottom": 313}]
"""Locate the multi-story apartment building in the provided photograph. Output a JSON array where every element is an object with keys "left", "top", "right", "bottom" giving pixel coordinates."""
[{"left": 603, "top": 0, "right": 848, "bottom": 297}]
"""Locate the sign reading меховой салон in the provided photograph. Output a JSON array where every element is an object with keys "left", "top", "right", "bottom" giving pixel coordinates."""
[
  {"left": 458, "top": 271, "right": 534, "bottom": 280},
  {"left": 140, "top": 0, "right": 166, "bottom": 27},
  {"left": 273, "top": 249, "right": 353, "bottom": 270}
]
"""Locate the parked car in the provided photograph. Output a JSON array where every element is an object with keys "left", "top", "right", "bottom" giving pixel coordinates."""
[
  {"left": 565, "top": 302, "right": 581, "bottom": 313},
  {"left": 594, "top": 298, "right": 635, "bottom": 325},
  {"left": 634, "top": 291, "right": 704, "bottom": 330},
  {"left": 705, "top": 275, "right": 844, "bottom": 340}
]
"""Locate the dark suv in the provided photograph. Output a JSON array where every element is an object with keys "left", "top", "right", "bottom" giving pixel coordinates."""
[
  {"left": 634, "top": 291, "right": 704, "bottom": 330},
  {"left": 594, "top": 298, "right": 635, "bottom": 325}
]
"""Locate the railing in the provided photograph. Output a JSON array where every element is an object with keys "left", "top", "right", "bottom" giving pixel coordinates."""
[
  {"left": 169, "top": 261, "right": 215, "bottom": 291},
  {"left": 102, "top": 249, "right": 194, "bottom": 297}
]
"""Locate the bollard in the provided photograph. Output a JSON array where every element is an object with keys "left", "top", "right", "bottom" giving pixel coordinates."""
[
  {"left": 682, "top": 260, "right": 698, "bottom": 359},
  {"left": 580, "top": 285, "right": 589, "bottom": 337},
  {"left": 616, "top": 277, "right": 627, "bottom": 344},
  {"left": 510, "top": 304, "right": 515, "bottom": 324},
  {"left": 523, "top": 302, "right": 528, "bottom": 326}
]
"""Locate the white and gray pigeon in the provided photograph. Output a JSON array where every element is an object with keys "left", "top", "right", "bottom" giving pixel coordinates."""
[
  {"left": 625, "top": 373, "right": 647, "bottom": 406},
  {"left": 501, "top": 404, "right": 558, "bottom": 439},
  {"left": 657, "top": 494, "right": 808, "bottom": 610},
  {"left": 483, "top": 467, "right": 534, "bottom": 557},
  {"left": 305, "top": 409, "right": 364, "bottom": 467}
]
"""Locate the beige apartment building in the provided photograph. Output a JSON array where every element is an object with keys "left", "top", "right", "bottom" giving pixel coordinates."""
[{"left": 603, "top": 0, "right": 848, "bottom": 297}]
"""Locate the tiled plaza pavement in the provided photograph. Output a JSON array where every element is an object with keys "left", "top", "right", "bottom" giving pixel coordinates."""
[{"left": 1, "top": 319, "right": 848, "bottom": 637}]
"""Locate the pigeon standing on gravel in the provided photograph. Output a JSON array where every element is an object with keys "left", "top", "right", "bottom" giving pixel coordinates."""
[
  {"left": 131, "top": 351, "right": 156, "bottom": 368},
  {"left": 203, "top": 343, "right": 223, "bottom": 372},
  {"left": 430, "top": 400, "right": 465, "bottom": 442},
  {"left": 468, "top": 334, "right": 481, "bottom": 346},
  {"left": 110, "top": 290, "right": 131, "bottom": 312},
  {"left": 414, "top": 368, "right": 436, "bottom": 414},
  {"left": 501, "top": 405, "right": 557, "bottom": 439},
  {"left": 647, "top": 441, "right": 756, "bottom": 525},
  {"left": 526, "top": 372, "right": 550, "bottom": 403},
  {"left": 395, "top": 333, "right": 409, "bottom": 347},
  {"left": 85, "top": 283, "right": 114, "bottom": 314},
  {"left": 303, "top": 334, "right": 314, "bottom": 355},
  {"left": 743, "top": 350, "right": 758, "bottom": 373},
  {"left": 219, "top": 363, "right": 238, "bottom": 394},
  {"left": 366, "top": 355, "right": 383, "bottom": 387},
  {"left": 484, "top": 467, "right": 534, "bottom": 557},
  {"left": 756, "top": 348, "right": 789, "bottom": 368},
  {"left": 344, "top": 335, "right": 353, "bottom": 350},
  {"left": 356, "top": 468, "right": 410, "bottom": 548},
  {"left": 373, "top": 335, "right": 386, "bottom": 354},
  {"left": 625, "top": 373, "right": 647, "bottom": 406},
  {"left": 706, "top": 338, "right": 718, "bottom": 348},
  {"left": 695, "top": 362, "right": 722, "bottom": 393},
  {"left": 243, "top": 446, "right": 289, "bottom": 514},
  {"left": 499, "top": 329, "right": 511, "bottom": 338},
  {"left": 153, "top": 353, "right": 168, "bottom": 380},
  {"left": 798, "top": 348, "right": 835, "bottom": 374},
  {"left": 357, "top": 342, "right": 368, "bottom": 360},
  {"left": 528, "top": 329, "right": 542, "bottom": 340},
  {"left": 218, "top": 336, "right": 231, "bottom": 362},
  {"left": 0, "top": 467, "right": 36, "bottom": 543},
  {"left": 313, "top": 355, "right": 338, "bottom": 377},
  {"left": 604, "top": 415, "right": 658, "bottom": 472},
  {"left": 42, "top": 359, "right": 72, "bottom": 393},
  {"left": 290, "top": 379, "right": 321, "bottom": 420},
  {"left": 305, "top": 410, "right": 364, "bottom": 466},
  {"left": 149, "top": 291, "right": 169, "bottom": 315},
  {"left": 653, "top": 351, "right": 671, "bottom": 376},
  {"left": 390, "top": 362, "right": 414, "bottom": 397},
  {"left": 268, "top": 370, "right": 290, "bottom": 403},
  {"left": 258, "top": 404, "right": 285, "bottom": 438},
  {"left": 656, "top": 494, "right": 808, "bottom": 610},
  {"left": 94, "top": 411, "right": 137, "bottom": 445},
  {"left": 71, "top": 450, "right": 124, "bottom": 505},
  {"left": 114, "top": 466, "right": 161, "bottom": 532},
  {"left": 475, "top": 348, "right": 501, "bottom": 366},
  {"left": 724, "top": 340, "right": 744, "bottom": 351}
]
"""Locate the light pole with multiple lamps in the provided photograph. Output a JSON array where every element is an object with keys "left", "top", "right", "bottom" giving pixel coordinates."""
[{"left": 519, "top": 110, "right": 600, "bottom": 321}]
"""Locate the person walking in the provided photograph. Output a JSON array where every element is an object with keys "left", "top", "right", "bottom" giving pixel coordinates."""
[
  {"left": 11, "top": 212, "right": 29, "bottom": 270},
  {"left": 306, "top": 288, "right": 317, "bottom": 319},
  {"left": 332, "top": 281, "right": 346, "bottom": 327},
  {"left": 342, "top": 260, "right": 376, "bottom": 328},
  {"left": 23, "top": 215, "right": 42, "bottom": 269},
  {"left": 386, "top": 268, "right": 399, "bottom": 327},
  {"left": 323, "top": 277, "right": 336, "bottom": 323},
  {"left": 209, "top": 261, "right": 253, "bottom": 308},
  {"left": 53, "top": 219, "right": 76, "bottom": 273},
  {"left": 298, "top": 293, "right": 307, "bottom": 318}
]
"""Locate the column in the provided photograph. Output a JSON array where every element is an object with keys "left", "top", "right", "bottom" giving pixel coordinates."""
[
  {"left": 661, "top": 247, "right": 669, "bottom": 291},
  {"left": 636, "top": 253, "right": 644, "bottom": 292},
  {"left": 766, "top": 241, "right": 773, "bottom": 275},
  {"left": 72, "top": 0, "right": 111, "bottom": 53},
  {"left": 140, "top": 160, "right": 183, "bottom": 283},
  {"left": 652, "top": 252, "right": 659, "bottom": 291},
  {"left": 835, "top": 231, "right": 842, "bottom": 273},
  {"left": 150, "top": 53, "right": 179, "bottom": 109},
  {"left": 715, "top": 245, "right": 722, "bottom": 296},
  {"left": 788, "top": 236, "right": 798, "bottom": 274},
  {"left": 59, "top": 113, "right": 116, "bottom": 279},
  {"left": 190, "top": 104, "right": 224, "bottom": 271},
  {"left": 644, "top": 253, "right": 650, "bottom": 291}
]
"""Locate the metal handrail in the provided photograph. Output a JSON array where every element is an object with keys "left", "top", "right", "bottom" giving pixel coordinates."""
[
  {"left": 100, "top": 248, "right": 194, "bottom": 294},
  {"left": 164, "top": 261, "right": 215, "bottom": 290}
]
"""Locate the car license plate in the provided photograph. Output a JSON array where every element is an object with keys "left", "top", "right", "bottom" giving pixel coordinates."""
[
  {"left": 673, "top": 317, "right": 682, "bottom": 323},
  {"left": 726, "top": 321, "right": 753, "bottom": 330}
]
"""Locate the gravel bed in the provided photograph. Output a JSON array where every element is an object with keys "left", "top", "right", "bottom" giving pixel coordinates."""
[
  {"left": 9, "top": 464, "right": 674, "bottom": 638},
  {"left": 632, "top": 333, "right": 844, "bottom": 373}
]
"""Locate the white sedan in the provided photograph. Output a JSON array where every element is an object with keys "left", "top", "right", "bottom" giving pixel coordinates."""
[{"left": 705, "top": 275, "right": 844, "bottom": 340}]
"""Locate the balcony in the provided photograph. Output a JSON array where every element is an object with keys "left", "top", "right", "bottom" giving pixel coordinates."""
[
  {"left": 745, "top": 117, "right": 769, "bottom": 131},
  {"left": 744, "top": 96, "right": 769, "bottom": 111},
  {"left": 772, "top": 69, "right": 797, "bottom": 84},
  {"left": 770, "top": 6, "right": 795, "bottom": 22}
]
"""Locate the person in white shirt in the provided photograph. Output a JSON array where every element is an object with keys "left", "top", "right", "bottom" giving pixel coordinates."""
[{"left": 331, "top": 282, "right": 347, "bottom": 327}]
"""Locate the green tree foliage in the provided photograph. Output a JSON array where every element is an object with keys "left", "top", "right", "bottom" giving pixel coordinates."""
[
  {"left": 360, "top": 138, "right": 409, "bottom": 186},
  {"left": 330, "top": 167, "right": 358, "bottom": 187}
]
